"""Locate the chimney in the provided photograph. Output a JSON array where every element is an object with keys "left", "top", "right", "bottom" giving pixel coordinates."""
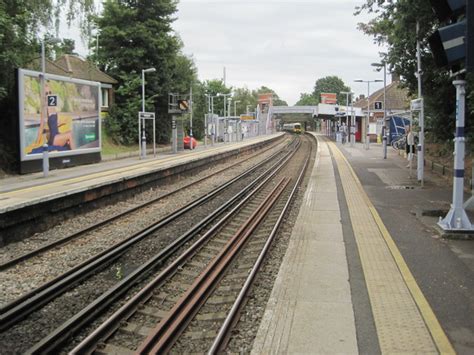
[{"left": 359, "top": 94, "right": 365, "bottom": 100}]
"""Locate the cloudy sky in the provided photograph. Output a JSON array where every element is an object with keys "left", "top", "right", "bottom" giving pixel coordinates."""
[
  {"left": 68, "top": 0, "right": 387, "bottom": 105},
  {"left": 173, "top": 0, "right": 388, "bottom": 105}
]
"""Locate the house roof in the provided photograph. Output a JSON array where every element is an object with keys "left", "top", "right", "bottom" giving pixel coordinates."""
[
  {"left": 25, "top": 55, "right": 118, "bottom": 85},
  {"left": 354, "top": 80, "right": 410, "bottom": 112},
  {"left": 54, "top": 55, "right": 118, "bottom": 84},
  {"left": 27, "top": 58, "right": 71, "bottom": 76}
]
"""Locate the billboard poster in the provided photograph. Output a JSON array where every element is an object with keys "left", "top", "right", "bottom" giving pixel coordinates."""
[
  {"left": 320, "top": 93, "right": 337, "bottom": 104},
  {"left": 18, "top": 69, "right": 101, "bottom": 161}
]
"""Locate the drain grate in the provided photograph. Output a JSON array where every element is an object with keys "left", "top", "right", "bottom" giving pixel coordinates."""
[{"left": 386, "top": 185, "right": 416, "bottom": 190}]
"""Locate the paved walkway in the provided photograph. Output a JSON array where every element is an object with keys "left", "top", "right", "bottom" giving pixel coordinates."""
[
  {"left": 0, "top": 134, "right": 282, "bottom": 213},
  {"left": 252, "top": 133, "right": 467, "bottom": 354}
]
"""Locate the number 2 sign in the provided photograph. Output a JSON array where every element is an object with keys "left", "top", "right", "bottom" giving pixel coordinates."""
[{"left": 47, "top": 95, "right": 58, "bottom": 107}]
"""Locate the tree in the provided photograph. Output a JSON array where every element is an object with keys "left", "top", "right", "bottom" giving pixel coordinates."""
[
  {"left": 312, "top": 76, "right": 351, "bottom": 105},
  {"left": 0, "top": 0, "right": 95, "bottom": 171},
  {"left": 296, "top": 93, "right": 318, "bottom": 106},
  {"left": 354, "top": 0, "right": 471, "bottom": 142},
  {"left": 232, "top": 87, "right": 257, "bottom": 115},
  {"left": 94, "top": 0, "right": 197, "bottom": 144},
  {"left": 54, "top": 39, "right": 77, "bottom": 57}
]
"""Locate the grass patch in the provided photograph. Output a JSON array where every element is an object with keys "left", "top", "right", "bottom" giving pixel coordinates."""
[{"left": 101, "top": 127, "right": 138, "bottom": 156}]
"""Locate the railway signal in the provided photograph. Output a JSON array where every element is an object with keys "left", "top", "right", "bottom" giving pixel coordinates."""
[{"left": 428, "top": 0, "right": 472, "bottom": 72}]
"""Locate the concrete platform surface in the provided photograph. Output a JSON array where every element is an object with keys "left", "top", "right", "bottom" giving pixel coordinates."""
[{"left": 252, "top": 133, "right": 474, "bottom": 354}]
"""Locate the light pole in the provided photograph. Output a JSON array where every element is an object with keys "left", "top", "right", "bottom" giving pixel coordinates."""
[
  {"left": 372, "top": 62, "right": 388, "bottom": 158},
  {"left": 40, "top": 36, "right": 61, "bottom": 178},
  {"left": 140, "top": 67, "right": 156, "bottom": 159},
  {"left": 416, "top": 21, "right": 425, "bottom": 185},
  {"left": 340, "top": 91, "right": 353, "bottom": 144},
  {"left": 233, "top": 100, "right": 240, "bottom": 116},
  {"left": 354, "top": 79, "right": 383, "bottom": 149}
]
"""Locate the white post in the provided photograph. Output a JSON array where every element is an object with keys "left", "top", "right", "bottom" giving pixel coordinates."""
[
  {"left": 41, "top": 39, "right": 49, "bottom": 177},
  {"left": 438, "top": 80, "right": 473, "bottom": 231},
  {"left": 366, "top": 81, "right": 370, "bottom": 150},
  {"left": 382, "top": 63, "right": 388, "bottom": 159},
  {"left": 351, "top": 100, "right": 355, "bottom": 147},
  {"left": 211, "top": 96, "right": 215, "bottom": 146},
  {"left": 416, "top": 22, "right": 424, "bottom": 186},
  {"left": 141, "top": 70, "right": 145, "bottom": 158},
  {"left": 189, "top": 86, "right": 193, "bottom": 150}
]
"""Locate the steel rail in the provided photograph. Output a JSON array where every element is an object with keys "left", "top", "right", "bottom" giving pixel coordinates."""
[
  {"left": 0, "top": 139, "right": 286, "bottom": 271},
  {"left": 137, "top": 178, "right": 290, "bottom": 354},
  {"left": 0, "top": 141, "right": 293, "bottom": 330},
  {"left": 209, "top": 148, "right": 312, "bottom": 354},
  {"left": 26, "top": 139, "right": 301, "bottom": 354},
  {"left": 69, "top": 140, "right": 302, "bottom": 355}
]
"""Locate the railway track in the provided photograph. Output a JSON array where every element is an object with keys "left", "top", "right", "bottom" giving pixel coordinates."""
[
  {"left": 0, "top": 136, "right": 310, "bottom": 354},
  {"left": 67, "top": 134, "right": 313, "bottom": 354},
  {"left": 0, "top": 138, "right": 285, "bottom": 272}
]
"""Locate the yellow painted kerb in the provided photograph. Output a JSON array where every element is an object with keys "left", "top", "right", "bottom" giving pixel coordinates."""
[{"left": 329, "top": 140, "right": 455, "bottom": 354}]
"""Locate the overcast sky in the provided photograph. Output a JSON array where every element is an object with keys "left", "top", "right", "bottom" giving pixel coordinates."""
[{"left": 68, "top": 0, "right": 387, "bottom": 105}]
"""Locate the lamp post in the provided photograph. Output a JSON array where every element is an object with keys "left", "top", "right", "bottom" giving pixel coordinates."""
[
  {"left": 340, "top": 91, "right": 353, "bottom": 144},
  {"left": 40, "top": 36, "right": 61, "bottom": 178},
  {"left": 233, "top": 100, "right": 240, "bottom": 116},
  {"left": 139, "top": 67, "right": 156, "bottom": 159},
  {"left": 354, "top": 79, "right": 383, "bottom": 149},
  {"left": 372, "top": 62, "right": 388, "bottom": 158}
]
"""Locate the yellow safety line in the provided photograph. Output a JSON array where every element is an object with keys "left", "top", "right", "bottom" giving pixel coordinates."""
[{"left": 329, "top": 140, "right": 455, "bottom": 355}]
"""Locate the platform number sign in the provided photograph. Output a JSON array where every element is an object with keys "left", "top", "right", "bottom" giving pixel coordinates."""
[
  {"left": 47, "top": 95, "right": 58, "bottom": 107},
  {"left": 374, "top": 101, "right": 383, "bottom": 110}
]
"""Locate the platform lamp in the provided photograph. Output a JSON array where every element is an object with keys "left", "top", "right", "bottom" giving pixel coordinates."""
[
  {"left": 40, "top": 36, "right": 61, "bottom": 178},
  {"left": 340, "top": 91, "right": 353, "bottom": 144},
  {"left": 354, "top": 79, "right": 383, "bottom": 149},
  {"left": 371, "top": 62, "right": 388, "bottom": 158}
]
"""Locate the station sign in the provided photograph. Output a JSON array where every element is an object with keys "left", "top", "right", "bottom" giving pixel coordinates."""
[
  {"left": 240, "top": 114, "right": 255, "bottom": 121},
  {"left": 321, "top": 93, "right": 337, "bottom": 104},
  {"left": 139, "top": 112, "right": 155, "bottom": 120},
  {"left": 410, "top": 98, "right": 423, "bottom": 112},
  {"left": 47, "top": 95, "right": 58, "bottom": 107}
]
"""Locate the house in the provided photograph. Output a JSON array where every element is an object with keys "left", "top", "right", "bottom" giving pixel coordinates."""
[
  {"left": 353, "top": 74, "right": 411, "bottom": 142},
  {"left": 54, "top": 55, "right": 118, "bottom": 116},
  {"left": 27, "top": 55, "right": 118, "bottom": 115}
]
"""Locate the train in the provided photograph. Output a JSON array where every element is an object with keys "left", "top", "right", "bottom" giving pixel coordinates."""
[{"left": 282, "top": 123, "right": 302, "bottom": 134}]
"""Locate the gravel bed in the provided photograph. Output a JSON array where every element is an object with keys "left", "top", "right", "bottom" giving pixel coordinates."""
[
  {"left": 0, "top": 141, "right": 288, "bottom": 307},
  {"left": 225, "top": 138, "right": 315, "bottom": 353},
  {"left": 0, "top": 140, "right": 292, "bottom": 353}
]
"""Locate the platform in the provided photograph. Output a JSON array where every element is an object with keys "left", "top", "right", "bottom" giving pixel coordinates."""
[
  {"left": 0, "top": 134, "right": 283, "bottom": 244},
  {"left": 252, "top": 133, "right": 474, "bottom": 354}
]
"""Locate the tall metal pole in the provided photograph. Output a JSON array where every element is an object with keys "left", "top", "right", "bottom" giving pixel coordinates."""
[
  {"left": 416, "top": 22, "right": 425, "bottom": 185},
  {"left": 382, "top": 63, "right": 388, "bottom": 159},
  {"left": 366, "top": 81, "right": 370, "bottom": 149},
  {"left": 438, "top": 79, "right": 473, "bottom": 231},
  {"left": 351, "top": 99, "right": 355, "bottom": 147},
  {"left": 189, "top": 86, "right": 193, "bottom": 150},
  {"left": 211, "top": 96, "right": 215, "bottom": 146},
  {"left": 141, "top": 70, "right": 146, "bottom": 159},
  {"left": 41, "top": 39, "right": 49, "bottom": 177}
]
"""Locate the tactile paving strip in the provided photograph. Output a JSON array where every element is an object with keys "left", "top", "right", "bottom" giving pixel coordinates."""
[{"left": 328, "top": 140, "right": 452, "bottom": 354}]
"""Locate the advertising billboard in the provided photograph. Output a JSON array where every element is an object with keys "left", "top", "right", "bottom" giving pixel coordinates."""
[
  {"left": 320, "top": 93, "right": 337, "bottom": 104},
  {"left": 18, "top": 69, "right": 101, "bottom": 161}
]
